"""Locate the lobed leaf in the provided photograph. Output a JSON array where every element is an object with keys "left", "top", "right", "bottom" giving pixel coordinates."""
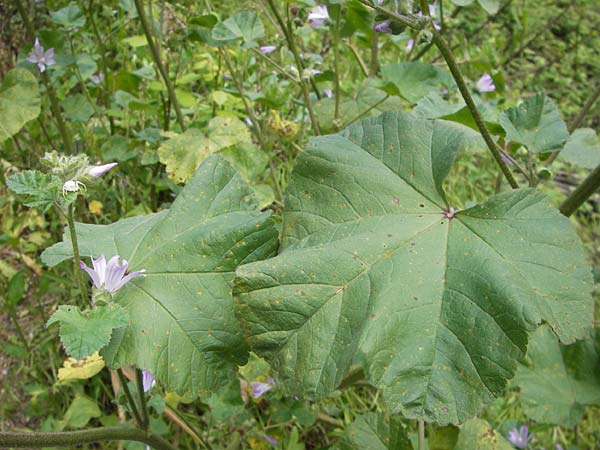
[
  {"left": 43, "top": 156, "right": 279, "bottom": 398},
  {"left": 0, "top": 69, "right": 41, "bottom": 143},
  {"left": 234, "top": 111, "right": 593, "bottom": 425},
  {"left": 514, "top": 325, "right": 600, "bottom": 427},
  {"left": 47, "top": 304, "right": 129, "bottom": 360}
]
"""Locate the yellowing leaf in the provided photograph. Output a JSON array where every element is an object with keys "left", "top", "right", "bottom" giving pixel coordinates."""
[
  {"left": 268, "top": 110, "right": 299, "bottom": 138},
  {"left": 158, "top": 117, "right": 251, "bottom": 183},
  {"left": 58, "top": 352, "right": 105, "bottom": 382}
]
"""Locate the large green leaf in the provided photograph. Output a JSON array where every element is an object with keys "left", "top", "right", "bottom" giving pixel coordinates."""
[
  {"left": 499, "top": 92, "right": 569, "bottom": 153},
  {"left": 47, "top": 304, "right": 129, "bottom": 360},
  {"left": 448, "top": 0, "right": 500, "bottom": 14},
  {"left": 234, "top": 111, "right": 593, "bottom": 425},
  {"left": 43, "top": 156, "right": 278, "bottom": 398},
  {"left": 337, "top": 413, "right": 413, "bottom": 450},
  {"left": 514, "top": 325, "right": 600, "bottom": 427},
  {"left": 0, "top": 69, "right": 41, "bottom": 143},
  {"left": 559, "top": 128, "right": 600, "bottom": 169}
]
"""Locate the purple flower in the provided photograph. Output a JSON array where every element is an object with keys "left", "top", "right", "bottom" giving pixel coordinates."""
[
  {"left": 90, "top": 72, "right": 105, "bottom": 85},
  {"left": 374, "top": 20, "right": 393, "bottom": 34},
  {"left": 27, "top": 38, "right": 56, "bottom": 73},
  {"left": 555, "top": 446, "right": 564, "bottom": 450},
  {"left": 307, "top": 5, "right": 329, "bottom": 27},
  {"left": 405, "top": 39, "right": 415, "bottom": 52},
  {"left": 88, "top": 162, "right": 118, "bottom": 177},
  {"left": 141, "top": 370, "right": 156, "bottom": 393},
  {"left": 323, "top": 88, "right": 333, "bottom": 98},
  {"left": 508, "top": 426, "right": 533, "bottom": 449},
  {"left": 244, "top": 117, "right": 253, "bottom": 127},
  {"left": 259, "top": 45, "right": 277, "bottom": 54},
  {"left": 263, "top": 434, "right": 278, "bottom": 446},
  {"left": 250, "top": 377, "right": 274, "bottom": 399},
  {"left": 442, "top": 206, "right": 457, "bottom": 219},
  {"left": 80, "top": 255, "right": 145, "bottom": 293},
  {"left": 476, "top": 72, "right": 496, "bottom": 93}
]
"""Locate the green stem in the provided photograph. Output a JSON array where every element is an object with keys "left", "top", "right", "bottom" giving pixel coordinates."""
[
  {"left": 133, "top": 0, "right": 185, "bottom": 130},
  {"left": 66, "top": 204, "right": 89, "bottom": 306},
  {"left": 220, "top": 49, "right": 284, "bottom": 203},
  {"left": 15, "top": 0, "right": 74, "bottom": 154},
  {"left": 117, "top": 369, "right": 144, "bottom": 428},
  {"left": 429, "top": 32, "right": 518, "bottom": 188},
  {"left": 333, "top": 8, "right": 342, "bottom": 121},
  {"left": 418, "top": 420, "right": 425, "bottom": 450},
  {"left": 264, "top": 0, "right": 321, "bottom": 135},
  {"left": 559, "top": 163, "right": 600, "bottom": 217},
  {"left": 136, "top": 369, "right": 150, "bottom": 430},
  {"left": 0, "top": 427, "right": 179, "bottom": 450},
  {"left": 4, "top": 302, "right": 30, "bottom": 350},
  {"left": 340, "top": 95, "right": 389, "bottom": 129}
]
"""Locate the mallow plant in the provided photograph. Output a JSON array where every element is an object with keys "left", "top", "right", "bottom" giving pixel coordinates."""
[{"left": 2, "top": 0, "right": 600, "bottom": 449}]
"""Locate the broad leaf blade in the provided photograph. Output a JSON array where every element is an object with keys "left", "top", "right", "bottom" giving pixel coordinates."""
[
  {"left": 0, "top": 69, "right": 41, "bottom": 143},
  {"left": 211, "top": 11, "right": 264, "bottom": 45},
  {"left": 514, "top": 325, "right": 600, "bottom": 427},
  {"left": 6, "top": 170, "right": 61, "bottom": 211},
  {"left": 499, "top": 92, "right": 568, "bottom": 153},
  {"left": 454, "top": 418, "right": 513, "bottom": 450},
  {"left": 381, "top": 62, "right": 451, "bottom": 104},
  {"left": 560, "top": 128, "right": 600, "bottom": 169},
  {"left": 44, "top": 156, "right": 278, "bottom": 398},
  {"left": 234, "top": 111, "right": 593, "bottom": 425}
]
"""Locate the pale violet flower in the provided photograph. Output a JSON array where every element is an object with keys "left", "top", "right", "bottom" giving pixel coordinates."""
[
  {"left": 323, "top": 88, "right": 333, "bottom": 98},
  {"left": 88, "top": 162, "right": 118, "bottom": 177},
  {"left": 27, "top": 38, "right": 55, "bottom": 73},
  {"left": 307, "top": 5, "right": 329, "bottom": 27},
  {"left": 259, "top": 45, "right": 277, "bottom": 54},
  {"left": 374, "top": 20, "right": 393, "bottom": 34},
  {"left": 90, "top": 72, "right": 105, "bottom": 85},
  {"left": 555, "top": 446, "right": 564, "bottom": 450},
  {"left": 243, "top": 117, "right": 253, "bottom": 127},
  {"left": 476, "top": 72, "right": 496, "bottom": 93},
  {"left": 80, "top": 255, "right": 145, "bottom": 293},
  {"left": 508, "top": 426, "right": 533, "bottom": 449},
  {"left": 142, "top": 370, "right": 156, "bottom": 392},
  {"left": 442, "top": 206, "right": 457, "bottom": 220},
  {"left": 250, "top": 377, "right": 274, "bottom": 399},
  {"left": 406, "top": 39, "right": 415, "bottom": 52},
  {"left": 263, "top": 434, "right": 278, "bottom": 447}
]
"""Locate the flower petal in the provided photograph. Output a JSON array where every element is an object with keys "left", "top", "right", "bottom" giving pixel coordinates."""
[
  {"left": 88, "top": 162, "right": 118, "bottom": 177},
  {"left": 80, "top": 260, "right": 102, "bottom": 288}
]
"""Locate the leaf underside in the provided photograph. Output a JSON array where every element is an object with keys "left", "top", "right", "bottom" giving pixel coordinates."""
[
  {"left": 43, "top": 156, "right": 279, "bottom": 398},
  {"left": 234, "top": 111, "right": 592, "bottom": 425}
]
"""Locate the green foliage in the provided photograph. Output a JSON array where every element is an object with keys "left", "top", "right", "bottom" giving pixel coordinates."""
[
  {"left": 211, "top": 11, "right": 265, "bottom": 46},
  {"left": 0, "top": 69, "right": 41, "bottom": 144},
  {"left": 380, "top": 62, "right": 452, "bottom": 104},
  {"left": 59, "top": 396, "right": 101, "bottom": 430},
  {"left": 6, "top": 170, "right": 61, "bottom": 211},
  {"left": 515, "top": 325, "right": 600, "bottom": 427},
  {"left": 453, "top": 418, "right": 512, "bottom": 450},
  {"left": 499, "top": 92, "right": 569, "bottom": 153},
  {"left": 61, "top": 94, "right": 95, "bottom": 123},
  {"left": 47, "top": 303, "right": 129, "bottom": 359},
  {"left": 336, "top": 413, "right": 413, "bottom": 450},
  {"left": 6, "top": 271, "right": 26, "bottom": 309},
  {"left": 234, "top": 111, "right": 592, "bottom": 425},
  {"left": 157, "top": 117, "right": 252, "bottom": 183},
  {"left": 449, "top": 0, "right": 500, "bottom": 15},
  {"left": 43, "top": 156, "right": 278, "bottom": 398},
  {"left": 50, "top": 3, "right": 86, "bottom": 30},
  {"left": 560, "top": 128, "right": 600, "bottom": 169}
]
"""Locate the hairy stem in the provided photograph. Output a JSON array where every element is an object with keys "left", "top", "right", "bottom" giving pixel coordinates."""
[
  {"left": 136, "top": 369, "right": 150, "bottom": 430},
  {"left": 66, "top": 205, "right": 89, "bottom": 306},
  {"left": 569, "top": 85, "right": 600, "bottom": 131},
  {"left": 559, "top": 163, "right": 600, "bottom": 217},
  {"left": 133, "top": 0, "right": 185, "bottom": 130},
  {"left": 0, "top": 427, "right": 179, "bottom": 450},
  {"left": 220, "top": 48, "right": 284, "bottom": 202},
  {"left": 430, "top": 33, "right": 518, "bottom": 188},
  {"left": 264, "top": 0, "right": 321, "bottom": 135},
  {"left": 117, "top": 369, "right": 144, "bottom": 428}
]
